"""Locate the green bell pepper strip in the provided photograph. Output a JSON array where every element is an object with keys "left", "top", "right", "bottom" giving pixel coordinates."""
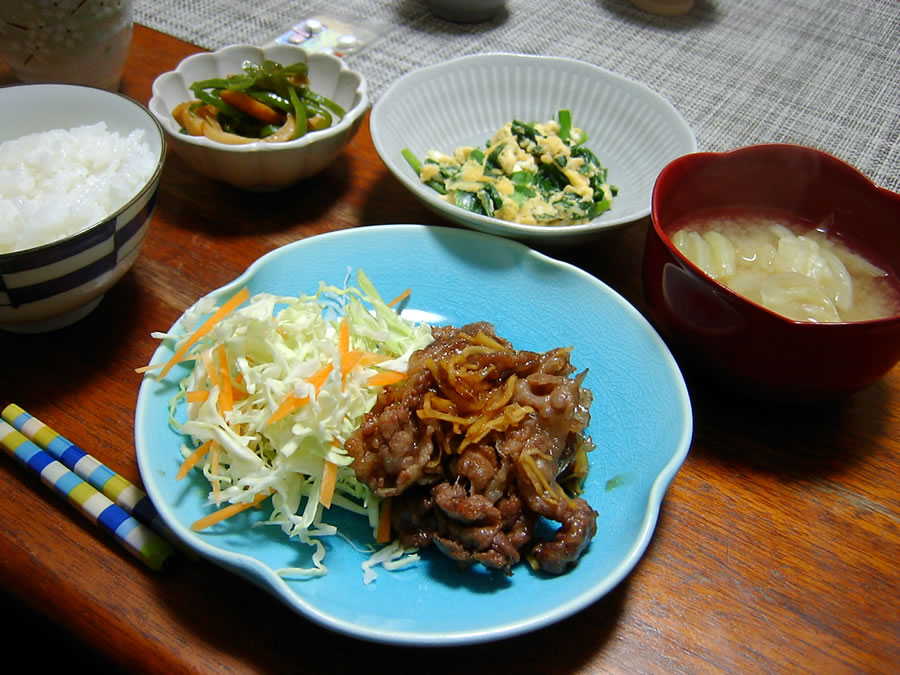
[
  {"left": 190, "top": 76, "right": 251, "bottom": 92},
  {"left": 305, "top": 103, "right": 332, "bottom": 130},
  {"left": 186, "top": 60, "right": 345, "bottom": 140},
  {"left": 287, "top": 85, "right": 308, "bottom": 139},
  {"left": 248, "top": 90, "right": 292, "bottom": 112},
  {"left": 302, "top": 89, "right": 346, "bottom": 119}
]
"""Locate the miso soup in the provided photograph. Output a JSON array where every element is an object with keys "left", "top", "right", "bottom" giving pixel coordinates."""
[{"left": 669, "top": 209, "right": 900, "bottom": 323}]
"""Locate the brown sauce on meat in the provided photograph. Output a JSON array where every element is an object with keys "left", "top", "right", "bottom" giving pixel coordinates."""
[{"left": 345, "top": 322, "right": 597, "bottom": 575}]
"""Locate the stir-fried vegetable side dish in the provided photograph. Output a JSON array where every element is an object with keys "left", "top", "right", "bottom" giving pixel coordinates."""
[
  {"left": 142, "top": 270, "right": 598, "bottom": 580},
  {"left": 142, "top": 271, "right": 433, "bottom": 577},
  {"left": 172, "top": 59, "right": 347, "bottom": 144},
  {"left": 403, "top": 109, "right": 617, "bottom": 226}
]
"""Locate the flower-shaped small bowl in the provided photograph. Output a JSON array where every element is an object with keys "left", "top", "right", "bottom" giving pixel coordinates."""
[{"left": 149, "top": 44, "right": 368, "bottom": 191}]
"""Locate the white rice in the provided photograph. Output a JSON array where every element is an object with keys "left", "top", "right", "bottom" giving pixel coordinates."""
[{"left": 0, "top": 122, "right": 156, "bottom": 255}]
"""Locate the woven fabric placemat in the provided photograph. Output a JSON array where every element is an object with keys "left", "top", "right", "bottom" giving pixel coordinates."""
[{"left": 135, "top": 0, "right": 899, "bottom": 192}]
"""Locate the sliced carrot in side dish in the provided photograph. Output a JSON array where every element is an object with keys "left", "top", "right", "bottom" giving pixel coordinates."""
[
  {"left": 376, "top": 496, "right": 392, "bottom": 543},
  {"left": 219, "top": 89, "right": 286, "bottom": 125},
  {"left": 155, "top": 286, "right": 251, "bottom": 381},
  {"left": 217, "top": 343, "right": 233, "bottom": 413},
  {"left": 176, "top": 439, "right": 213, "bottom": 480},
  {"left": 191, "top": 490, "right": 272, "bottom": 531},
  {"left": 367, "top": 371, "right": 407, "bottom": 387},
  {"left": 185, "top": 390, "right": 209, "bottom": 403},
  {"left": 320, "top": 460, "right": 338, "bottom": 509},
  {"left": 388, "top": 288, "right": 411, "bottom": 308}
]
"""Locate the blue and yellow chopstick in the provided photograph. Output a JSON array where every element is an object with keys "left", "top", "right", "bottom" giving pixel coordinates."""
[
  {"left": 1, "top": 404, "right": 178, "bottom": 545},
  {"left": 0, "top": 420, "right": 174, "bottom": 571}
]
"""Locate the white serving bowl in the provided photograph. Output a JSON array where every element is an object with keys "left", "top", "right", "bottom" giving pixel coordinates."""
[
  {"left": 0, "top": 83, "right": 165, "bottom": 334},
  {"left": 149, "top": 44, "right": 369, "bottom": 191},
  {"left": 423, "top": 0, "right": 506, "bottom": 22},
  {"left": 371, "top": 53, "right": 696, "bottom": 244}
]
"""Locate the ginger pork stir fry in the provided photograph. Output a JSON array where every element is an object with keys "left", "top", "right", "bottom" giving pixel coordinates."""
[{"left": 345, "top": 322, "right": 597, "bottom": 575}]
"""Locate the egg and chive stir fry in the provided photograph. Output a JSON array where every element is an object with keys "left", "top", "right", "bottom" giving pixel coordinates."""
[
  {"left": 403, "top": 110, "right": 617, "bottom": 226},
  {"left": 173, "top": 59, "right": 346, "bottom": 145}
]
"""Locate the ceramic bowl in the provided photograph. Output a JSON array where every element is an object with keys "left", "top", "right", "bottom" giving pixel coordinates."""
[
  {"left": 370, "top": 53, "right": 695, "bottom": 244},
  {"left": 149, "top": 43, "right": 368, "bottom": 191},
  {"left": 629, "top": 0, "right": 694, "bottom": 16},
  {"left": 0, "top": 83, "right": 165, "bottom": 334},
  {"left": 423, "top": 0, "right": 506, "bottom": 22},
  {"left": 643, "top": 143, "right": 900, "bottom": 400}
]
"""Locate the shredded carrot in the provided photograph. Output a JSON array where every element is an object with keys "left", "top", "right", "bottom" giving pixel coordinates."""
[
  {"left": 190, "top": 490, "right": 272, "bottom": 531},
  {"left": 306, "top": 362, "right": 334, "bottom": 391},
  {"left": 367, "top": 371, "right": 407, "bottom": 387},
  {"left": 135, "top": 356, "right": 196, "bottom": 374},
  {"left": 341, "top": 349, "right": 366, "bottom": 379},
  {"left": 376, "top": 497, "right": 392, "bottom": 543},
  {"left": 266, "top": 394, "right": 310, "bottom": 426},
  {"left": 185, "top": 390, "right": 209, "bottom": 403},
  {"left": 336, "top": 317, "right": 394, "bottom": 386},
  {"left": 388, "top": 288, "right": 411, "bottom": 308},
  {"left": 265, "top": 362, "right": 334, "bottom": 426},
  {"left": 156, "top": 286, "right": 251, "bottom": 381},
  {"left": 217, "top": 343, "right": 233, "bottom": 413},
  {"left": 134, "top": 362, "right": 164, "bottom": 374},
  {"left": 358, "top": 352, "right": 388, "bottom": 367},
  {"left": 176, "top": 439, "right": 213, "bottom": 480},
  {"left": 338, "top": 315, "right": 350, "bottom": 355},
  {"left": 231, "top": 373, "right": 248, "bottom": 401},
  {"left": 320, "top": 460, "right": 338, "bottom": 509}
]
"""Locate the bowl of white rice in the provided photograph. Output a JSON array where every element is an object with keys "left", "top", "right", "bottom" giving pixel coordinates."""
[{"left": 0, "top": 83, "right": 165, "bottom": 333}]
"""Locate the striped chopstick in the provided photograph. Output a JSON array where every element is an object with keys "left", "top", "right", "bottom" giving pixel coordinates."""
[
  {"left": 1, "top": 403, "right": 178, "bottom": 547},
  {"left": 0, "top": 420, "right": 174, "bottom": 571}
]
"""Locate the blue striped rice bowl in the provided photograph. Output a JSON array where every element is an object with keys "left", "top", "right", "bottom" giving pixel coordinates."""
[{"left": 0, "top": 84, "right": 165, "bottom": 333}]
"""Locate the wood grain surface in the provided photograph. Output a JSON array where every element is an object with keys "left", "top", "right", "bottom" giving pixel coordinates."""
[{"left": 1, "top": 24, "right": 897, "bottom": 674}]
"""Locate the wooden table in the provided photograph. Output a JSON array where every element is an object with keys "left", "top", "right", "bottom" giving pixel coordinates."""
[{"left": 1, "top": 25, "right": 897, "bottom": 674}]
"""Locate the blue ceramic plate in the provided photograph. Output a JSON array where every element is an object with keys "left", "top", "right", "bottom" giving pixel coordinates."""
[{"left": 135, "top": 224, "right": 692, "bottom": 645}]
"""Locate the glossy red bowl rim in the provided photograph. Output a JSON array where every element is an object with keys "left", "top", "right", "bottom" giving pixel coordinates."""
[{"left": 649, "top": 143, "right": 900, "bottom": 329}]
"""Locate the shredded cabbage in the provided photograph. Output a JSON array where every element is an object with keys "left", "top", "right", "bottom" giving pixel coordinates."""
[{"left": 160, "top": 269, "right": 434, "bottom": 577}]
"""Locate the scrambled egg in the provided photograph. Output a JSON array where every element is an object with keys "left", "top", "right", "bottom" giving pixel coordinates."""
[{"left": 416, "top": 115, "right": 616, "bottom": 226}]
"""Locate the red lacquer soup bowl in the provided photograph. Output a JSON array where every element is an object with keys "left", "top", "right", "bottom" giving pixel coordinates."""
[{"left": 642, "top": 144, "right": 900, "bottom": 401}]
